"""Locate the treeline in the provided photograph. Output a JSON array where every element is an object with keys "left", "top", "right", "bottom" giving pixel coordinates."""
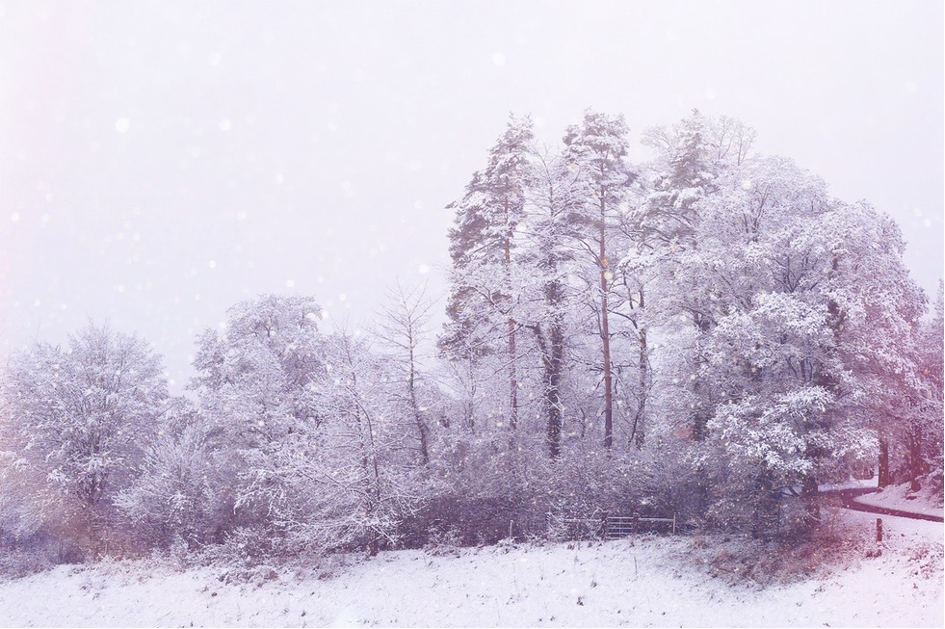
[{"left": 0, "top": 110, "right": 942, "bottom": 565}]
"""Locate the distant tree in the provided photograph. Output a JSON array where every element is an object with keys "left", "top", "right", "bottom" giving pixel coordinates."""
[{"left": 374, "top": 282, "right": 437, "bottom": 465}]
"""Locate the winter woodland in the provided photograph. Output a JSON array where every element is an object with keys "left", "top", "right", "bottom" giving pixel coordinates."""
[{"left": 1, "top": 110, "right": 942, "bottom": 572}]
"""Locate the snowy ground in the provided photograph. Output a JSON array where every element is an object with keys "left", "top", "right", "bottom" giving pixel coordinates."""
[
  {"left": 819, "top": 477, "right": 879, "bottom": 492},
  {"left": 0, "top": 510, "right": 941, "bottom": 628},
  {"left": 853, "top": 482, "right": 944, "bottom": 519}
]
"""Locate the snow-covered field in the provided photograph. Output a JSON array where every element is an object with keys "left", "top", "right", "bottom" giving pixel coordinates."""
[
  {"left": 0, "top": 510, "right": 941, "bottom": 628},
  {"left": 854, "top": 482, "right": 945, "bottom": 519}
]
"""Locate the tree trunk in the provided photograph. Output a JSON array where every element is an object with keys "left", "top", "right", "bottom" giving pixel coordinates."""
[
  {"left": 691, "top": 313, "right": 711, "bottom": 441},
  {"left": 908, "top": 431, "right": 923, "bottom": 492},
  {"left": 633, "top": 321, "right": 647, "bottom": 449},
  {"left": 508, "top": 317, "right": 518, "bottom": 430},
  {"left": 801, "top": 473, "right": 820, "bottom": 528},
  {"left": 548, "top": 320, "right": 564, "bottom": 458},
  {"left": 408, "top": 366, "right": 429, "bottom": 465},
  {"left": 752, "top": 463, "right": 777, "bottom": 538},
  {"left": 529, "top": 278, "right": 565, "bottom": 458},
  {"left": 406, "top": 330, "right": 430, "bottom": 465},
  {"left": 367, "top": 534, "right": 379, "bottom": 557},
  {"left": 599, "top": 198, "right": 613, "bottom": 449},
  {"left": 346, "top": 342, "right": 384, "bottom": 558},
  {"left": 878, "top": 437, "right": 890, "bottom": 488},
  {"left": 503, "top": 227, "right": 518, "bottom": 431}
]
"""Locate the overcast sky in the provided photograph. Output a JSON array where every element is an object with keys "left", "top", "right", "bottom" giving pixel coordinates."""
[{"left": 1, "top": 0, "right": 942, "bottom": 391}]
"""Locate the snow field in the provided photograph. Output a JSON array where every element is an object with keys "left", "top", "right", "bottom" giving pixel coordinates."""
[{"left": 0, "top": 511, "right": 940, "bottom": 628}]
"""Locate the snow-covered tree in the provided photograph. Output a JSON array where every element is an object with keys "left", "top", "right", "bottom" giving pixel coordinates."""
[
  {"left": 519, "top": 148, "right": 583, "bottom": 456},
  {"left": 3, "top": 322, "right": 169, "bottom": 553},
  {"left": 914, "top": 282, "right": 944, "bottom": 494},
  {"left": 440, "top": 114, "right": 535, "bottom": 431},
  {"left": 190, "top": 294, "right": 326, "bottom": 531},
  {"left": 374, "top": 282, "right": 438, "bottom": 465},
  {"left": 883, "top": 280, "right": 944, "bottom": 494},
  {"left": 261, "top": 330, "right": 422, "bottom": 555},
  {"left": 114, "top": 398, "right": 230, "bottom": 549},
  {"left": 562, "top": 110, "right": 635, "bottom": 448},
  {"left": 631, "top": 111, "right": 758, "bottom": 447},
  {"left": 670, "top": 156, "right": 927, "bottom": 529}
]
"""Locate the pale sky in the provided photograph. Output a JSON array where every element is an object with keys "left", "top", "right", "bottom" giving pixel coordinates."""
[{"left": 1, "top": 0, "right": 942, "bottom": 391}]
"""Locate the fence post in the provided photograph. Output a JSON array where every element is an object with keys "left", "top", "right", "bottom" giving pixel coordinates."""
[
  {"left": 672, "top": 513, "right": 676, "bottom": 535},
  {"left": 876, "top": 518, "right": 883, "bottom": 542}
]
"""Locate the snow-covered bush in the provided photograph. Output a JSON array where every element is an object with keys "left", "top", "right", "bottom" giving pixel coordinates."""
[{"left": 115, "top": 399, "right": 231, "bottom": 550}]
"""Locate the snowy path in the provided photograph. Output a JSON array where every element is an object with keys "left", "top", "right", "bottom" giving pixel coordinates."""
[
  {"left": 828, "top": 488, "right": 945, "bottom": 523},
  {"left": 0, "top": 524, "right": 941, "bottom": 628}
]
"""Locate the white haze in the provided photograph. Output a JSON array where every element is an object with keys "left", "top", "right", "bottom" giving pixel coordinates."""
[{"left": 0, "top": 0, "right": 941, "bottom": 391}]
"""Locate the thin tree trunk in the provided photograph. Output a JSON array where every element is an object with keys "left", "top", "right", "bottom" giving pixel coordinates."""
[
  {"left": 631, "top": 328, "right": 647, "bottom": 448},
  {"left": 508, "top": 317, "right": 518, "bottom": 430},
  {"left": 600, "top": 196, "right": 613, "bottom": 449},
  {"left": 345, "top": 342, "right": 383, "bottom": 556},
  {"left": 691, "top": 313, "right": 711, "bottom": 441},
  {"left": 503, "top": 224, "right": 518, "bottom": 431},
  {"left": 625, "top": 285, "right": 649, "bottom": 448},
  {"left": 407, "top": 355, "right": 429, "bottom": 465},
  {"left": 548, "top": 319, "right": 564, "bottom": 457}
]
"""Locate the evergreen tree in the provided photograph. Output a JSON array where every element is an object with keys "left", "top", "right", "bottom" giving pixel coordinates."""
[
  {"left": 440, "top": 115, "right": 534, "bottom": 431},
  {"left": 562, "top": 110, "right": 635, "bottom": 448}
]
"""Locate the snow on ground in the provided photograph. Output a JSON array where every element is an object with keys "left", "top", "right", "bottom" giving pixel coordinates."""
[
  {"left": 853, "top": 482, "right": 944, "bottom": 519},
  {"left": 819, "top": 477, "right": 879, "bottom": 492},
  {"left": 0, "top": 512, "right": 941, "bottom": 628}
]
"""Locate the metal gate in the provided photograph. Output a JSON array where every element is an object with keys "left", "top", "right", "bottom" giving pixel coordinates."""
[{"left": 548, "top": 512, "right": 676, "bottom": 540}]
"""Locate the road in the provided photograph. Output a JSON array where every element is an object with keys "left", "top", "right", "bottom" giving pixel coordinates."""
[{"left": 827, "top": 487, "right": 945, "bottom": 523}]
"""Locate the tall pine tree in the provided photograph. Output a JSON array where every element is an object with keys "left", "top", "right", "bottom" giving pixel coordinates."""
[
  {"left": 440, "top": 115, "right": 534, "bottom": 431},
  {"left": 562, "top": 110, "right": 634, "bottom": 449}
]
